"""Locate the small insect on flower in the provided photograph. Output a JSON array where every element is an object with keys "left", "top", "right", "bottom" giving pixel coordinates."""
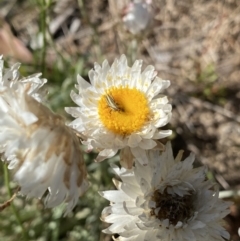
[{"left": 105, "top": 94, "right": 123, "bottom": 112}]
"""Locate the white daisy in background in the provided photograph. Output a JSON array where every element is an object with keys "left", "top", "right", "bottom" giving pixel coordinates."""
[
  {"left": 100, "top": 142, "right": 230, "bottom": 241},
  {"left": 66, "top": 55, "right": 172, "bottom": 166},
  {"left": 0, "top": 58, "right": 89, "bottom": 214},
  {"left": 122, "top": 0, "right": 152, "bottom": 35}
]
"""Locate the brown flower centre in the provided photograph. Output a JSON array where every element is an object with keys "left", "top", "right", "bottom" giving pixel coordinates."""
[{"left": 150, "top": 188, "right": 195, "bottom": 226}]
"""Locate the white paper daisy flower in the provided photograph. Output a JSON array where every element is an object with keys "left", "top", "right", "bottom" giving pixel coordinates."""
[
  {"left": 0, "top": 60, "right": 89, "bottom": 214},
  {"left": 65, "top": 55, "right": 172, "bottom": 165},
  {"left": 100, "top": 142, "right": 230, "bottom": 241}
]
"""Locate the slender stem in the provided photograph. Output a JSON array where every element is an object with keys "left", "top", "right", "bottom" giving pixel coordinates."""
[
  {"left": 40, "top": 0, "right": 47, "bottom": 76},
  {"left": 130, "top": 38, "right": 137, "bottom": 65},
  {"left": 46, "top": 26, "right": 67, "bottom": 63},
  {"left": 77, "top": 0, "right": 102, "bottom": 61},
  {"left": 127, "top": 31, "right": 144, "bottom": 65},
  {"left": 3, "top": 163, "right": 28, "bottom": 241}
]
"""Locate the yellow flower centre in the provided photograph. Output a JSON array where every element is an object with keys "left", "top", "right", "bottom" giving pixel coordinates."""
[{"left": 98, "top": 87, "right": 151, "bottom": 136}]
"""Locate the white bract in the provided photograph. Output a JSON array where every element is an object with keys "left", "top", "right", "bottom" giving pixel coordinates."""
[
  {"left": 66, "top": 55, "right": 172, "bottom": 166},
  {"left": 100, "top": 142, "right": 230, "bottom": 241},
  {"left": 0, "top": 58, "right": 89, "bottom": 214},
  {"left": 0, "top": 56, "right": 46, "bottom": 102}
]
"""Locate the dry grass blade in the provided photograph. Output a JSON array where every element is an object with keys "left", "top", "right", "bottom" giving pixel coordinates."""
[{"left": 0, "top": 186, "right": 20, "bottom": 212}]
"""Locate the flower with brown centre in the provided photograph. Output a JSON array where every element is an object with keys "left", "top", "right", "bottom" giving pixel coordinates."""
[{"left": 100, "top": 142, "right": 230, "bottom": 241}]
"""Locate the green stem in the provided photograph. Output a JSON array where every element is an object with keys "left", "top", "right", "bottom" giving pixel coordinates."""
[
  {"left": 40, "top": 0, "right": 47, "bottom": 76},
  {"left": 46, "top": 26, "right": 67, "bottom": 63},
  {"left": 78, "top": 0, "right": 103, "bottom": 61},
  {"left": 127, "top": 34, "right": 143, "bottom": 65},
  {"left": 130, "top": 38, "right": 137, "bottom": 65},
  {"left": 3, "top": 163, "right": 28, "bottom": 241}
]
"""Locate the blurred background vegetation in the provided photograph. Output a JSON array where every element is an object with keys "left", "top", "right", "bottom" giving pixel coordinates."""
[{"left": 0, "top": 0, "right": 240, "bottom": 240}]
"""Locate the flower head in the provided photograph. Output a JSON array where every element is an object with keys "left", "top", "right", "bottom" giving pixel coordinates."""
[
  {"left": 100, "top": 142, "right": 230, "bottom": 241},
  {"left": 0, "top": 59, "right": 89, "bottom": 214},
  {"left": 122, "top": 1, "right": 152, "bottom": 34},
  {"left": 66, "top": 55, "right": 172, "bottom": 165}
]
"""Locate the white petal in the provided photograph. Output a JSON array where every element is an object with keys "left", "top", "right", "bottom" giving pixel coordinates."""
[
  {"left": 138, "top": 139, "right": 156, "bottom": 150},
  {"left": 128, "top": 134, "right": 142, "bottom": 148},
  {"left": 130, "top": 147, "right": 148, "bottom": 165},
  {"left": 95, "top": 148, "right": 118, "bottom": 162}
]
